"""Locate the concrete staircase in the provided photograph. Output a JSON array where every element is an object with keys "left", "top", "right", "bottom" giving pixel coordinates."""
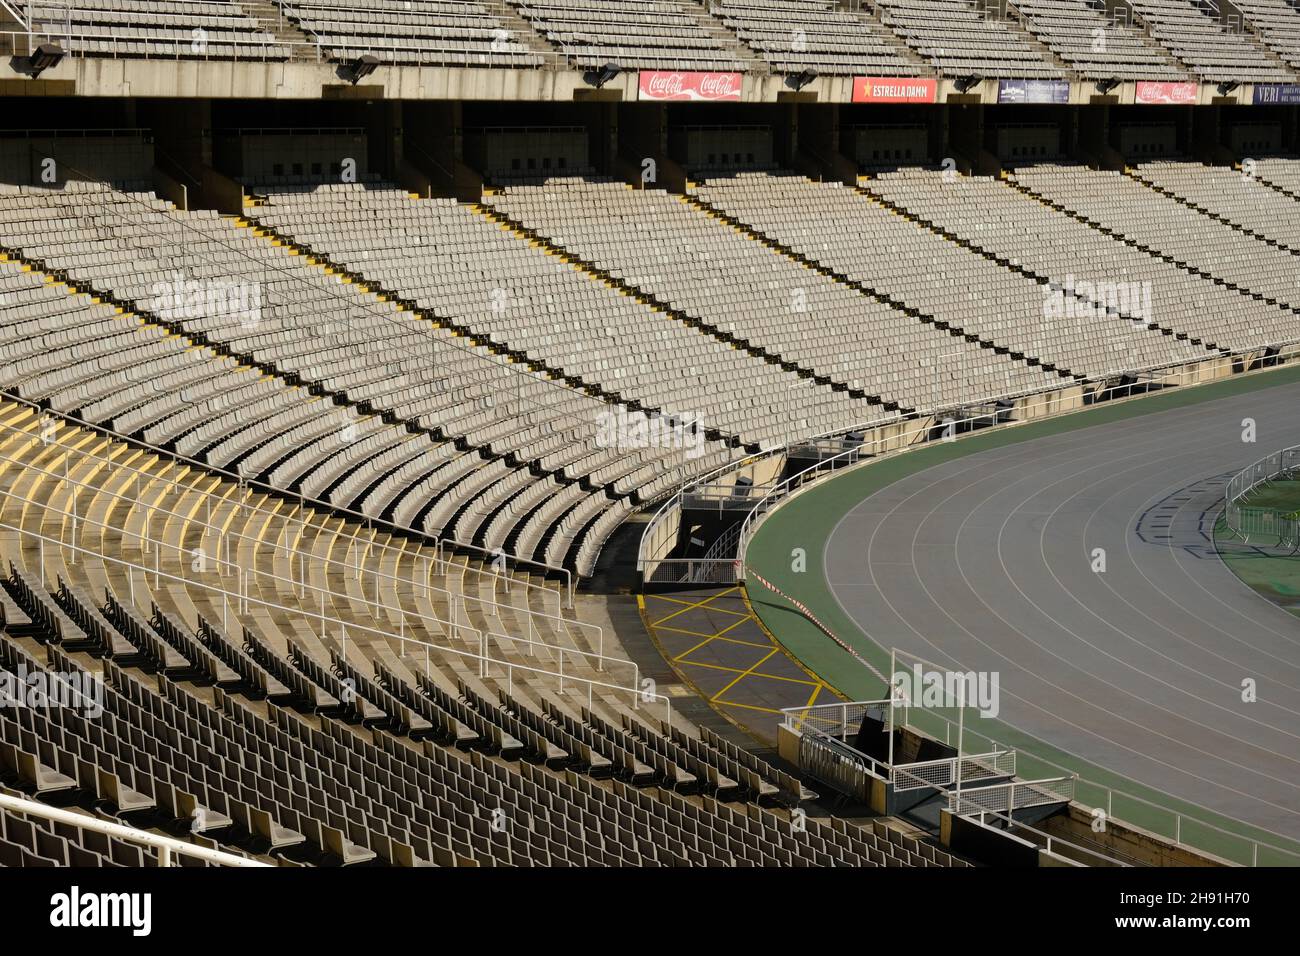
[
  {"left": 691, "top": 0, "right": 766, "bottom": 70},
  {"left": 237, "top": 0, "right": 319, "bottom": 59},
  {"left": 848, "top": 0, "right": 937, "bottom": 73},
  {"left": 491, "top": 1, "right": 559, "bottom": 62}
]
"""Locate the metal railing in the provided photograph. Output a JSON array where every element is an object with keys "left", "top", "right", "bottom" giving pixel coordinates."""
[
  {"left": 893, "top": 750, "right": 1016, "bottom": 792},
  {"left": 1222, "top": 443, "right": 1300, "bottom": 549},
  {"left": 0, "top": 441, "right": 613, "bottom": 675},
  {"left": 737, "top": 349, "right": 1300, "bottom": 568},
  {"left": 0, "top": 0, "right": 27, "bottom": 29},
  {"left": 948, "top": 776, "right": 1077, "bottom": 815},
  {"left": 0, "top": 792, "right": 270, "bottom": 867},
  {"left": 0, "top": 414, "right": 589, "bottom": 638},
  {"left": 0, "top": 386, "right": 574, "bottom": 607},
  {"left": 0, "top": 398, "right": 571, "bottom": 619},
  {"left": 641, "top": 557, "right": 739, "bottom": 586},
  {"left": 967, "top": 804, "right": 1139, "bottom": 867},
  {"left": 797, "top": 725, "right": 886, "bottom": 802},
  {"left": 780, "top": 698, "right": 892, "bottom": 741},
  {"left": 0, "top": 516, "right": 665, "bottom": 721},
  {"left": 639, "top": 346, "right": 1291, "bottom": 583}
]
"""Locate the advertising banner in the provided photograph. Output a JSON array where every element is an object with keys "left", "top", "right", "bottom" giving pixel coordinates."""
[
  {"left": 996, "top": 79, "right": 1070, "bottom": 104},
  {"left": 1252, "top": 84, "right": 1300, "bottom": 105},
  {"left": 1134, "top": 81, "right": 1198, "bottom": 105},
  {"left": 638, "top": 71, "right": 742, "bottom": 101},
  {"left": 851, "top": 77, "right": 938, "bottom": 104}
]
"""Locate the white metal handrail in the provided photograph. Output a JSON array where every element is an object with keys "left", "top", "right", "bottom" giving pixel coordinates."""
[
  {"left": 967, "top": 805, "right": 1137, "bottom": 867},
  {"left": 0, "top": 422, "right": 604, "bottom": 661},
  {"left": 0, "top": 471, "right": 625, "bottom": 682},
  {"left": 948, "top": 776, "right": 1078, "bottom": 815},
  {"left": 0, "top": 0, "right": 27, "bottom": 29},
  {"left": 736, "top": 349, "right": 1300, "bottom": 565},
  {"left": 0, "top": 792, "right": 270, "bottom": 867},
  {"left": 893, "top": 750, "right": 1015, "bottom": 791},
  {"left": 0, "top": 390, "right": 571, "bottom": 608},
  {"left": 0, "top": 517, "right": 658, "bottom": 718},
  {"left": 638, "top": 343, "right": 1277, "bottom": 576}
]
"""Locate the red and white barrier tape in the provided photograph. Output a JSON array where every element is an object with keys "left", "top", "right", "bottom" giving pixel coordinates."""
[{"left": 743, "top": 563, "right": 888, "bottom": 685}]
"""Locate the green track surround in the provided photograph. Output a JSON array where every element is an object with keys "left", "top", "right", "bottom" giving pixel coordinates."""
[{"left": 744, "top": 363, "right": 1300, "bottom": 866}]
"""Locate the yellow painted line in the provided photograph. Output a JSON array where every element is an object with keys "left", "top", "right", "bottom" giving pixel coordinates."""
[
  {"left": 656, "top": 624, "right": 771, "bottom": 649},
  {"left": 710, "top": 648, "right": 778, "bottom": 702},
  {"left": 647, "top": 591, "right": 748, "bottom": 617},
  {"left": 740, "top": 579, "right": 847, "bottom": 700},
  {"left": 709, "top": 698, "right": 783, "bottom": 716},
  {"left": 649, "top": 586, "right": 742, "bottom": 626},
  {"left": 677, "top": 658, "right": 819, "bottom": 687}
]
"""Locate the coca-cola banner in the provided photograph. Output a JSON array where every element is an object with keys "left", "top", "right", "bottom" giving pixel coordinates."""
[
  {"left": 852, "top": 77, "right": 937, "bottom": 104},
  {"left": 1134, "top": 81, "right": 1198, "bottom": 105},
  {"left": 638, "top": 71, "right": 742, "bottom": 102}
]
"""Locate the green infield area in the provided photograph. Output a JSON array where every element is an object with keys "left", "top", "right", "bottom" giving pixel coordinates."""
[
  {"left": 1216, "top": 479, "right": 1300, "bottom": 615},
  {"left": 744, "top": 362, "right": 1300, "bottom": 866}
]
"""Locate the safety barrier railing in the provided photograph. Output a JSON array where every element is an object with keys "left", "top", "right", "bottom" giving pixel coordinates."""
[
  {"left": 948, "top": 776, "right": 1077, "bottom": 816},
  {"left": 0, "top": 411, "right": 602, "bottom": 658},
  {"left": 0, "top": 0, "right": 26, "bottom": 28},
  {"left": 735, "top": 352, "right": 1300, "bottom": 566},
  {"left": 641, "top": 557, "right": 740, "bottom": 586},
  {"left": 0, "top": 460, "right": 612, "bottom": 677},
  {"left": 965, "top": 804, "right": 1140, "bottom": 867},
  {"left": 797, "top": 726, "right": 887, "bottom": 802},
  {"left": 0, "top": 792, "right": 270, "bottom": 867},
  {"left": 1222, "top": 443, "right": 1300, "bottom": 549},
  {"left": 893, "top": 750, "right": 1016, "bottom": 792},
  {"left": 0, "top": 389, "right": 573, "bottom": 607},
  {"left": 642, "top": 346, "right": 1299, "bottom": 583},
  {"left": 780, "top": 698, "right": 892, "bottom": 741},
  {"left": 0, "top": 516, "right": 660, "bottom": 719}
]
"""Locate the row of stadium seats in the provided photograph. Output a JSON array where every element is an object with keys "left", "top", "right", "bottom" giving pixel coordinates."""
[
  {"left": 1009, "top": 164, "right": 1300, "bottom": 314},
  {"left": 9, "top": 156, "right": 1300, "bottom": 573},
  {"left": 0, "top": 414, "right": 968, "bottom": 864},
  {"left": 6, "top": 147, "right": 1300, "bottom": 870},
  {"left": 483, "top": 176, "right": 1059, "bottom": 408},
  {"left": 1127, "top": 0, "right": 1294, "bottom": 82},
  {"left": 276, "top": 0, "right": 547, "bottom": 67},
  {"left": 6, "top": 0, "right": 1300, "bottom": 81},
  {"left": 1014, "top": 0, "right": 1191, "bottom": 81},
  {"left": 863, "top": 166, "right": 1300, "bottom": 351},
  {"left": 0, "top": 181, "right": 738, "bottom": 574},
  {"left": 691, "top": 169, "right": 1220, "bottom": 374},
  {"left": 245, "top": 182, "right": 877, "bottom": 447},
  {"left": 713, "top": 0, "right": 920, "bottom": 76},
  {"left": 877, "top": 0, "right": 1066, "bottom": 79}
]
